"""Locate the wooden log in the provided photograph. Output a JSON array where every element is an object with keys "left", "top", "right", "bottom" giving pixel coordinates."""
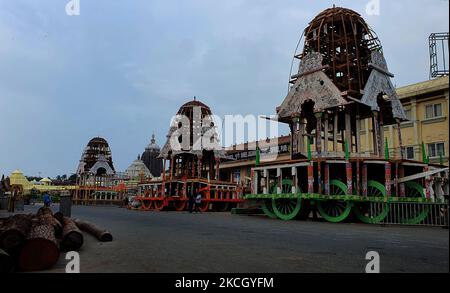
[
  {"left": 18, "top": 212, "right": 60, "bottom": 271},
  {"left": 53, "top": 212, "right": 64, "bottom": 224},
  {"left": 37, "top": 207, "right": 62, "bottom": 236},
  {"left": 74, "top": 219, "right": 113, "bottom": 242},
  {"left": 60, "top": 217, "right": 83, "bottom": 252},
  {"left": 0, "top": 214, "right": 33, "bottom": 254},
  {"left": 0, "top": 248, "right": 14, "bottom": 273}
]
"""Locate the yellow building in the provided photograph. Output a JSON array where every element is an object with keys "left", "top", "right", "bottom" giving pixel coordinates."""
[
  {"left": 360, "top": 76, "right": 449, "bottom": 165},
  {"left": 9, "top": 169, "right": 77, "bottom": 195}
]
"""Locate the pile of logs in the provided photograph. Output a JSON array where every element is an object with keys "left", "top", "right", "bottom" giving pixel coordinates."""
[{"left": 0, "top": 207, "right": 112, "bottom": 272}]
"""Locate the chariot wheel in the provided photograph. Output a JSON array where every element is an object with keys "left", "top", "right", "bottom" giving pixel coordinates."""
[
  {"left": 354, "top": 181, "right": 389, "bottom": 224},
  {"left": 271, "top": 179, "right": 302, "bottom": 221},
  {"left": 399, "top": 181, "right": 429, "bottom": 225},
  {"left": 174, "top": 200, "right": 187, "bottom": 211},
  {"left": 317, "top": 180, "right": 353, "bottom": 223},
  {"left": 141, "top": 199, "right": 153, "bottom": 211},
  {"left": 261, "top": 200, "right": 277, "bottom": 219},
  {"left": 153, "top": 199, "right": 165, "bottom": 211},
  {"left": 199, "top": 200, "right": 210, "bottom": 212}
]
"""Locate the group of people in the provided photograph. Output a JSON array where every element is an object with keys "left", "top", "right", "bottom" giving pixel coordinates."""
[{"left": 188, "top": 190, "right": 202, "bottom": 213}]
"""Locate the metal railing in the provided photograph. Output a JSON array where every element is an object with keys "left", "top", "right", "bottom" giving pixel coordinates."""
[{"left": 370, "top": 201, "right": 449, "bottom": 227}]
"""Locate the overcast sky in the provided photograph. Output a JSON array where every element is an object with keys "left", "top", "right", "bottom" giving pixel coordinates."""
[{"left": 0, "top": 0, "right": 448, "bottom": 177}]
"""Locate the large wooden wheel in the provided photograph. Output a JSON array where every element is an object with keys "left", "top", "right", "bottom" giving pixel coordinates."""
[
  {"left": 153, "top": 199, "right": 165, "bottom": 211},
  {"left": 400, "top": 181, "right": 429, "bottom": 225},
  {"left": 271, "top": 179, "right": 302, "bottom": 221},
  {"left": 261, "top": 200, "right": 277, "bottom": 219},
  {"left": 354, "top": 181, "right": 389, "bottom": 224},
  {"left": 199, "top": 200, "right": 210, "bottom": 212},
  {"left": 174, "top": 199, "right": 187, "bottom": 211},
  {"left": 317, "top": 180, "right": 353, "bottom": 223},
  {"left": 141, "top": 199, "right": 153, "bottom": 211}
]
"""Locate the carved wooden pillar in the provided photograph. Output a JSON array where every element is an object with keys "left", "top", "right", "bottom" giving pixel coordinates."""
[
  {"left": 323, "top": 113, "right": 329, "bottom": 154},
  {"left": 394, "top": 161, "right": 399, "bottom": 197},
  {"left": 160, "top": 162, "right": 165, "bottom": 197},
  {"left": 261, "top": 169, "right": 267, "bottom": 194},
  {"left": 385, "top": 162, "right": 392, "bottom": 197},
  {"left": 424, "top": 165, "right": 431, "bottom": 200},
  {"left": 215, "top": 158, "right": 220, "bottom": 181},
  {"left": 317, "top": 161, "right": 322, "bottom": 194},
  {"left": 277, "top": 168, "right": 282, "bottom": 194},
  {"left": 252, "top": 169, "right": 258, "bottom": 195},
  {"left": 307, "top": 162, "right": 314, "bottom": 194},
  {"left": 356, "top": 159, "right": 361, "bottom": 196},
  {"left": 292, "top": 167, "right": 298, "bottom": 194},
  {"left": 168, "top": 157, "right": 175, "bottom": 196},
  {"left": 170, "top": 157, "right": 174, "bottom": 180},
  {"left": 379, "top": 115, "right": 385, "bottom": 159},
  {"left": 333, "top": 111, "right": 339, "bottom": 153},
  {"left": 324, "top": 163, "right": 330, "bottom": 195},
  {"left": 315, "top": 112, "right": 323, "bottom": 156},
  {"left": 362, "top": 164, "right": 368, "bottom": 196},
  {"left": 197, "top": 156, "right": 203, "bottom": 178},
  {"left": 396, "top": 119, "right": 404, "bottom": 159},
  {"left": 341, "top": 129, "right": 346, "bottom": 154},
  {"left": 345, "top": 109, "right": 352, "bottom": 153},
  {"left": 355, "top": 113, "right": 361, "bottom": 154},
  {"left": 346, "top": 161, "right": 353, "bottom": 195},
  {"left": 399, "top": 165, "right": 406, "bottom": 197},
  {"left": 372, "top": 111, "right": 381, "bottom": 156},
  {"left": 299, "top": 118, "right": 305, "bottom": 155}
]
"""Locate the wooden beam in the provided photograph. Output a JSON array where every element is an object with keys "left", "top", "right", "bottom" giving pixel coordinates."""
[
  {"left": 345, "top": 109, "right": 352, "bottom": 153},
  {"left": 324, "top": 113, "right": 329, "bottom": 153},
  {"left": 333, "top": 111, "right": 338, "bottom": 153},
  {"left": 355, "top": 112, "right": 361, "bottom": 153}
]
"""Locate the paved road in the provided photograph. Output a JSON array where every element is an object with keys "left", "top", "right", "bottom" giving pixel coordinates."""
[{"left": 1, "top": 205, "right": 448, "bottom": 273}]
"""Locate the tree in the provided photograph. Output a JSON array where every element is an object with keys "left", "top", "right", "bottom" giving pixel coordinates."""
[{"left": 68, "top": 174, "right": 77, "bottom": 184}]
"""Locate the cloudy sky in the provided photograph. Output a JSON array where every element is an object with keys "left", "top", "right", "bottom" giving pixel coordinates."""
[{"left": 0, "top": 0, "right": 448, "bottom": 177}]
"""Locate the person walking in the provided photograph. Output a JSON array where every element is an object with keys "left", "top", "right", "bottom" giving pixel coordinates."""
[
  {"left": 43, "top": 192, "right": 52, "bottom": 207},
  {"left": 194, "top": 191, "right": 202, "bottom": 213}
]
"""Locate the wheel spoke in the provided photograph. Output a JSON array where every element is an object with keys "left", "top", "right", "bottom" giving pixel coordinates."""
[
  {"left": 354, "top": 180, "right": 388, "bottom": 224},
  {"left": 317, "top": 180, "right": 352, "bottom": 223}
]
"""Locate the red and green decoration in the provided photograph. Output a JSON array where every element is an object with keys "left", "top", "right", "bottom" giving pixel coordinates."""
[
  {"left": 385, "top": 138, "right": 390, "bottom": 160},
  {"left": 421, "top": 142, "right": 429, "bottom": 164},
  {"left": 307, "top": 138, "right": 312, "bottom": 161},
  {"left": 255, "top": 146, "right": 261, "bottom": 166}
]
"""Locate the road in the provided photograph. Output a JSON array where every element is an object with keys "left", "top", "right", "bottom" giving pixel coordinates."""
[{"left": 1, "top": 204, "right": 448, "bottom": 273}]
